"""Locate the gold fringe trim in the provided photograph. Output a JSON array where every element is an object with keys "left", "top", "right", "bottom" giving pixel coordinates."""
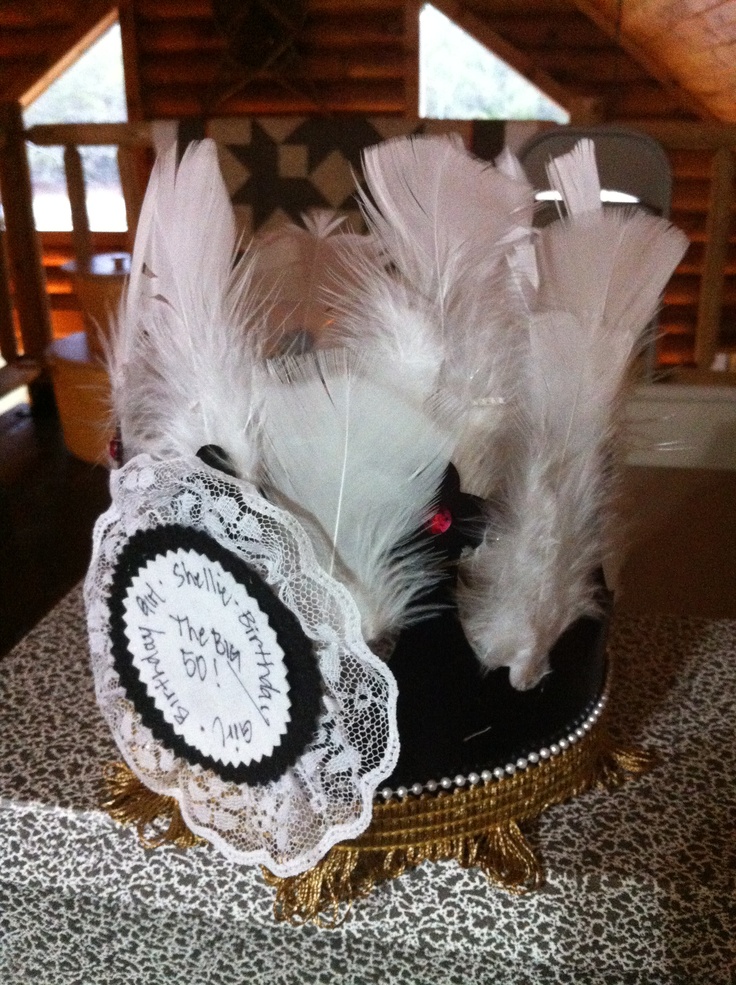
[
  {"left": 264, "top": 724, "right": 655, "bottom": 926},
  {"left": 100, "top": 721, "right": 655, "bottom": 926},
  {"left": 101, "top": 762, "right": 204, "bottom": 850}
]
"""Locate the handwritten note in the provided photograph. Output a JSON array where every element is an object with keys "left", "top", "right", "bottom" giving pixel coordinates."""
[{"left": 121, "top": 547, "right": 291, "bottom": 769}]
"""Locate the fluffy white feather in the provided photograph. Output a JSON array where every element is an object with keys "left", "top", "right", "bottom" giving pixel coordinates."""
[
  {"left": 459, "top": 139, "right": 688, "bottom": 689},
  {"left": 337, "top": 135, "right": 535, "bottom": 496},
  {"left": 252, "top": 209, "right": 379, "bottom": 350},
  {"left": 108, "top": 139, "right": 266, "bottom": 480},
  {"left": 359, "top": 134, "right": 533, "bottom": 302},
  {"left": 260, "top": 348, "right": 453, "bottom": 643}
]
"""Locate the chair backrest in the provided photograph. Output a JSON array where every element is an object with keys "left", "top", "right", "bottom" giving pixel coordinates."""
[
  {"left": 517, "top": 125, "right": 674, "bottom": 379},
  {"left": 517, "top": 125, "right": 672, "bottom": 219}
]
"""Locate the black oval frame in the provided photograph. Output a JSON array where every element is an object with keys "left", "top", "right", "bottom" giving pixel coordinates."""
[{"left": 107, "top": 523, "right": 323, "bottom": 786}]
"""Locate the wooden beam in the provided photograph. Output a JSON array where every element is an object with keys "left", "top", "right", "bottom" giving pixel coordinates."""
[
  {"left": 0, "top": 102, "right": 52, "bottom": 363},
  {"left": 117, "top": 145, "right": 143, "bottom": 247},
  {"left": 17, "top": 4, "right": 118, "bottom": 107},
  {"left": 427, "top": 0, "right": 575, "bottom": 115},
  {"left": 567, "top": 0, "right": 718, "bottom": 122},
  {"left": 118, "top": 0, "right": 145, "bottom": 121},
  {"left": 0, "top": 228, "right": 17, "bottom": 363},
  {"left": 615, "top": 120, "right": 736, "bottom": 151},
  {"left": 695, "top": 147, "right": 735, "bottom": 370},
  {"left": 146, "top": 80, "right": 406, "bottom": 117},
  {"left": 64, "top": 146, "right": 92, "bottom": 270},
  {"left": 404, "top": 0, "right": 420, "bottom": 116},
  {"left": 139, "top": 49, "right": 406, "bottom": 86},
  {"left": 25, "top": 121, "right": 153, "bottom": 147}
]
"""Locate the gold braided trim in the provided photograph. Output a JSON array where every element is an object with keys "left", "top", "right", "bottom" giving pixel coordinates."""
[
  {"left": 100, "top": 722, "right": 655, "bottom": 928},
  {"left": 263, "top": 722, "right": 656, "bottom": 927},
  {"left": 101, "top": 762, "right": 205, "bottom": 850}
]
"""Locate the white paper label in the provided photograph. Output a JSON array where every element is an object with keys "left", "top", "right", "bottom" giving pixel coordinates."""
[{"left": 121, "top": 548, "right": 291, "bottom": 768}]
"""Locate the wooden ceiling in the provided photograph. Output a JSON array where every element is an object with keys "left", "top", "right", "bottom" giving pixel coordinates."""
[{"left": 0, "top": 0, "right": 733, "bottom": 123}]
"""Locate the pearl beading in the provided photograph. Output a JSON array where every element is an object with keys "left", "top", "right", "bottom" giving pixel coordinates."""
[{"left": 375, "top": 693, "right": 608, "bottom": 802}]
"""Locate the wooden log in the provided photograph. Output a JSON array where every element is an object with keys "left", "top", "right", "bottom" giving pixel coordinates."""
[
  {"left": 0, "top": 227, "right": 17, "bottom": 363},
  {"left": 617, "top": 121, "right": 736, "bottom": 151},
  {"left": 670, "top": 178, "right": 723, "bottom": 214},
  {"left": 117, "top": 145, "right": 143, "bottom": 246},
  {"left": 590, "top": 82, "right": 687, "bottom": 118},
  {"left": 472, "top": 0, "right": 588, "bottom": 12},
  {"left": 0, "top": 6, "right": 73, "bottom": 29},
  {"left": 695, "top": 147, "right": 735, "bottom": 370},
  {"left": 680, "top": 242, "right": 736, "bottom": 276},
  {"left": 303, "top": 12, "right": 405, "bottom": 40},
  {"left": 136, "top": 0, "right": 213, "bottom": 20},
  {"left": 146, "top": 80, "right": 405, "bottom": 117},
  {"left": 478, "top": 14, "right": 610, "bottom": 50},
  {"left": 669, "top": 212, "right": 708, "bottom": 240},
  {"left": 310, "top": 0, "right": 402, "bottom": 9},
  {"left": 0, "top": 102, "right": 52, "bottom": 364},
  {"left": 26, "top": 121, "right": 154, "bottom": 147},
  {"left": 404, "top": 0, "right": 420, "bottom": 116},
  {"left": 0, "top": 28, "right": 81, "bottom": 59},
  {"left": 140, "top": 49, "right": 405, "bottom": 86},
  {"left": 535, "top": 49, "right": 649, "bottom": 84},
  {"left": 119, "top": 0, "right": 145, "bottom": 122},
  {"left": 64, "top": 145, "right": 92, "bottom": 271},
  {"left": 668, "top": 148, "right": 721, "bottom": 180},
  {"left": 136, "top": 0, "right": 403, "bottom": 15},
  {"left": 136, "top": 20, "right": 235, "bottom": 54}
]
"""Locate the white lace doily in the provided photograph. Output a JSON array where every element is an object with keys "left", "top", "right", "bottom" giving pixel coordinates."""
[{"left": 84, "top": 455, "right": 399, "bottom": 877}]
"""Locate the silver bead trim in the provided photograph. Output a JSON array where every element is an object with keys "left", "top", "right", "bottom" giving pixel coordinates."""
[{"left": 375, "top": 690, "right": 608, "bottom": 802}]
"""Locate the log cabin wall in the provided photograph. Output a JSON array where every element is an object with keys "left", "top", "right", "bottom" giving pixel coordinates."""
[{"left": 0, "top": 0, "right": 734, "bottom": 371}]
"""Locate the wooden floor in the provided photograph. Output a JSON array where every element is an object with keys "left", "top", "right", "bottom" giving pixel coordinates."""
[
  {"left": 1, "top": 398, "right": 734, "bottom": 658},
  {"left": 0, "top": 399, "right": 109, "bottom": 657}
]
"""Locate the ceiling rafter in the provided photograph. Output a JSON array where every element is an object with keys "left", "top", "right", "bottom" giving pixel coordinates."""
[
  {"left": 14, "top": 1, "right": 118, "bottom": 107},
  {"left": 567, "top": 0, "right": 717, "bottom": 121}
]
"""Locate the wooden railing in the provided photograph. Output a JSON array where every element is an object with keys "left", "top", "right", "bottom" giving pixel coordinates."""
[
  {"left": 25, "top": 120, "right": 152, "bottom": 270},
  {"left": 0, "top": 114, "right": 734, "bottom": 402},
  {"left": 0, "top": 110, "right": 154, "bottom": 400}
]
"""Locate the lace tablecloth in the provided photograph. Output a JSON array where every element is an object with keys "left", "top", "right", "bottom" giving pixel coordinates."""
[{"left": 1, "top": 586, "right": 734, "bottom": 985}]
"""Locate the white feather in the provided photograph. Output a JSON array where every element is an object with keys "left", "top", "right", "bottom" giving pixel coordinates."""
[
  {"left": 338, "top": 135, "right": 535, "bottom": 497},
  {"left": 359, "top": 135, "right": 532, "bottom": 300},
  {"left": 108, "top": 139, "right": 266, "bottom": 480},
  {"left": 459, "top": 139, "right": 688, "bottom": 688},
  {"left": 252, "top": 209, "right": 379, "bottom": 349},
  {"left": 260, "top": 348, "right": 453, "bottom": 643}
]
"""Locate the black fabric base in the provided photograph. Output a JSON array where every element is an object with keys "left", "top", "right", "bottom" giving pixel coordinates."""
[{"left": 387, "top": 593, "right": 610, "bottom": 788}]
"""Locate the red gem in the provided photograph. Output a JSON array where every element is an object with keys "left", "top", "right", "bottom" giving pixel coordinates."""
[
  {"left": 109, "top": 435, "right": 123, "bottom": 465},
  {"left": 427, "top": 508, "right": 452, "bottom": 535}
]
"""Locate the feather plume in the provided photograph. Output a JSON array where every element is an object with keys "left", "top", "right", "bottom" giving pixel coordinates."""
[
  {"left": 459, "top": 139, "right": 688, "bottom": 688},
  {"left": 260, "top": 348, "right": 453, "bottom": 643},
  {"left": 107, "top": 139, "right": 266, "bottom": 480},
  {"left": 336, "top": 135, "right": 535, "bottom": 497},
  {"left": 252, "top": 209, "right": 379, "bottom": 351}
]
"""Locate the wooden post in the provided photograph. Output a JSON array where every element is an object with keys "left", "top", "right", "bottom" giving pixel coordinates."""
[
  {"left": 404, "top": 0, "right": 421, "bottom": 116},
  {"left": 0, "top": 102, "right": 52, "bottom": 366},
  {"left": 695, "top": 147, "right": 735, "bottom": 370},
  {"left": 0, "top": 227, "right": 17, "bottom": 363},
  {"left": 117, "top": 144, "right": 143, "bottom": 248},
  {"left": 64, "top": 144, "right": 92, "bottom": 270}
]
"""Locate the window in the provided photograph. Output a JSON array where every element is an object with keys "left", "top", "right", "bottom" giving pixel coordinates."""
[
  {"left": 420, "top": 4, "right": 569, "bottom": 123},
  {"left": 23, "top": 23, "right": 127, "bottom": 232}
]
